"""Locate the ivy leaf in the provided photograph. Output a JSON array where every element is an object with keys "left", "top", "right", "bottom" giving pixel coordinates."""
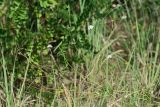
[
  {"left": 39, "top": 0, "right": 57, "bottom": 9},
  {"left": 40, "top": 0, "right": 48, "bottom": 8}
]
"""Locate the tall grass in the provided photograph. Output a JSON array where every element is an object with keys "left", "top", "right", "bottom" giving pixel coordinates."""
[{"left": 1, "top": 0, "right": 160, "bottom": 107}]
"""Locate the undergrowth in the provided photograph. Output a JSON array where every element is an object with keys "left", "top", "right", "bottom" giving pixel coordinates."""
[{"left": 0, "top": 0, "right": 160, "bottom": 107}]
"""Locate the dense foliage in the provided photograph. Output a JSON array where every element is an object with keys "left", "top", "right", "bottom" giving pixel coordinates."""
[{"left": 1, "top": 0, "right": 160, "bottom": 106}]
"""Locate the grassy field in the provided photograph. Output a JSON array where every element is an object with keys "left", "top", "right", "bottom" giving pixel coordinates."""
[{"left": 1, "top": 0, "right": 160, "bottom": 107}]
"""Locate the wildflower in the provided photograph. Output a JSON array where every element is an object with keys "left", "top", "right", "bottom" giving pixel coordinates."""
[
  {"left": 88, "top": 25, "right": 94, "bottom": 30},
  {"left": 107, "top": 54, "right": 112, "bottom": 59},
  {"left": 121, "top": 15, "right": 127, "bottom": 20},
  {"left": 112, "top": 4, "right": 121, "bottom": 8},
  {"left": 112, "top": 4, "right": 117, "bottom": 8},
  {"left": 47, "top": 44, "right": 53, "bottom": 49}
]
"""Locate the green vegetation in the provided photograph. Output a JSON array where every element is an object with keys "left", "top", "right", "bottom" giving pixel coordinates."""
[{"left": 0, "top": 0, "right": 160, "bottom": 106}]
